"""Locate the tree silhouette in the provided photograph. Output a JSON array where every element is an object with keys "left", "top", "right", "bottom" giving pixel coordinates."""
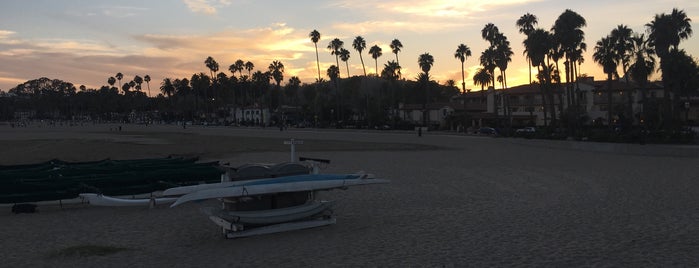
[
  {"left": 418, "top": 53, "right": 434, "bottom": 127},
  {"left": 594, "top": 35, "right": 619, "bottom": 130},
  {"left": 144, "top": 75, "right": 151, "bottom": 97},
  {"left": 115, "top": 73, "right": 123, "bottom": 91},
  {"left": 454, "top": 44, "right": 472, "bottom": 92},
  {"left": 369, "top": 45, "right": 383, "bottom": 76},
  {"left": 327, "top": 38, "right": 344, "bottom": 78},
  {"left": 339, "top": 48, "right": 351, "bottom": 78},
  {"left": 353, "top": 36, "right": 367, "bottom": 76},
  {"left": 390, "top": 39, "right": 403, "bottom": 78},
  {"left": 517, "top": 13, "right": 538, "bottom": 84},
  {"left": 309, "top": 30, "right": 322, "bottom": 82}
]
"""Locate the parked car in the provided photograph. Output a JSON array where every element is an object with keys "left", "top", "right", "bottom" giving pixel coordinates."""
[
  {"left": 516, "top": 127, "right": 536, "bottom": 133},
  {"left": 477, "top": 127, "right": 498, "bottom": 136}
]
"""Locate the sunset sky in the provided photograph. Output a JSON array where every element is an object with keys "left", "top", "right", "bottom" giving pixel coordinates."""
[{"left": 0, "top": 0, "right": 697, "bottom": 94}]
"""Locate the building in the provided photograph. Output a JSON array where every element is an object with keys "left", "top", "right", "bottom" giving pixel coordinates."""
[{"left": 400, "top": 77, "right": 697, "bottom": 129}]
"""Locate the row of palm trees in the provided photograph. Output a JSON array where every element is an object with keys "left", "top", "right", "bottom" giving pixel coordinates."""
[
  {"left": 141, "top": 8, "right": 693, "bottom": 130},
  {"left": 7, "top": 8, "right": 693, "bottom": 131},
  {"left": 593, "top": 8, "right": 694, "bottom": 129}
]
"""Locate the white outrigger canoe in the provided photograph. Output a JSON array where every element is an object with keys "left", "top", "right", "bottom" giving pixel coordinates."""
[
  {"left": 79, "top": 193, "right": 178, "bottom": 207},
  {"left": 169, "top": 173, "right": 389, "bottom": 207},
  {"left": 201, "top": 200, "right": 335, "bottom": 225}
]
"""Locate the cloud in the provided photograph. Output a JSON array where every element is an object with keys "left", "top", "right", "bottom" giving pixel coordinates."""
[
  {"left": 100, "top": 6, "right": 148, "bottom": 18},
  {"left": 0, "top": 30, "right": 16, "bottom": 39},
  {"left": 330, "top": 0, "right": 544, "bottom": 18},
  {"left": 183, "top": 0, "right": 232, "bottom": 15},
  {"left": 0, "top": 23, "right": 323, "bottom": 91},
  {"left": 332, "top": 20, "right": 467, "bottom": 35}
]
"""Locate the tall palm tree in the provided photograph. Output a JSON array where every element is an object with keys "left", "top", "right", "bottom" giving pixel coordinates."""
[
  {"left": 516, "top": 13, "right": 538, "bottom": 84},
  {"left": 611, "top": 25, "right": 635, "bottom": 123},
  {"left": 204, "top": 56, "right": 219, "bottom": 103},
  {"left": 369, "top": 45, "right": 383, "bottom": 76},
  {"left": 352, "top": 36, "right": 367, "bottom": 76},
  {"left": 143, "top": 75, "right": 151, "bottom": 97},
  {"left": 327, "top": 38, "right": 344, "bottom": 78},
  {"left": 339, "top": 48, "right": 351, "bottom": 78},
  {"left": 480, "top": 47, "right": 498, "bottom": 87},
  {"left": 390, "top": 39, "right": 403, "bottom": 78},
  {"left": 628, "top": 33, "right": 656, "bottom": 122},
  {"left": 552, "top": 9, "right": 587, "bottom": 106},
  {"left": 381, "top": 60, "right": 401, "bottom": 127},
  {"left": 115, "top": 72, "right": 123, "bottom": 91},
  {"left": 327, "top": 65, "right": 340, "bottom": 121},
  {"left": 481, "top": 23, "right": 501, "bottom": 46},
  {"left": 133, "top": 75, "right": 143, "bottom": 92},
  {"left": 495, "top": 36, "right": 513, "bottom": 89},
  {"left": 646, "top": 8, "right": 692, "bottom": 121},
  {"left": 268, "top": 60, "right": 285, "bottom": 110},
  {"left": 418, "top": 53, "right": 434, "bottom": 76},
  {"left": 309, "top": 30, "right": 322, "bottom": 82},
  {"left": 107, "top": 77, "right": 116, "bottom": 89},
  {"left": 231, "top": 59, "right": 245, "bottom": 78},
  {"left": 204, "top": 56, "right": 219, "bottom": 80},
  {"left": 244, "top": 61, "right": 254, "bottom": 77},
  {"left": 454, "top": 44, "right": 472, "bottom": 92},
  {"left": 418, "top": 53, "right": 434, "bottom": 126},
  {"left": 524, "top": 28, "right": 554, "bottom": 126},
  {"left": 160, "top": 78, "right": 175, "bottom": 98},
  {"left": 593, "top": 35, "right": 619, "bottom": 131}
]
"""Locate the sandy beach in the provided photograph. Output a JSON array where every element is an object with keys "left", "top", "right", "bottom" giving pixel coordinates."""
[{"left": 1, "top": 123, "right": 698, "bottom": 267}]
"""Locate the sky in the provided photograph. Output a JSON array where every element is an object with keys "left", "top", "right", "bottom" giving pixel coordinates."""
[{"left": 0, "top": 0, "right": 697, "bottom": 95}]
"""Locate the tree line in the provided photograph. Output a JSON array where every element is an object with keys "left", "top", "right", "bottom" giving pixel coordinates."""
[{"left": 2, "top": 8, "right": 696, "bottom": 132}]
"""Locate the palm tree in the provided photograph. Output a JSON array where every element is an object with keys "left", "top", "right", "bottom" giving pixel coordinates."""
[
  {"left": 418, "top": 53, "right": 434, "bottom": 127},
  {"left": 628, "top": 33, "right": 656, "bottom": 123},
  {"left": 381, "top": 60, "right": 401, "bottom": 127},
  {"left": 495, "top": 36, "right": 513, "bottom": 89},
  {"left": 369, "top": 45, "right": 383, "bottom": 76},
  {"left": 611, "top": 25, "right": 635, "bottom": 123},
  {"left": 309, "top": 30, "right": 322, "bottom": 82},
  {"left": 516, "top": 13, "right": 538, "bottom": 84},
  {"left": 160, "top": 78, "right": 175, "bottom": 98},
  {"left": 204, "top": 56, "right": 219, "bottom": 103},
  {"left": 107, "top": 77, "right": 116, "bottom": 89},
  {"left": 390, "top": 39, "right": 403, "bottom": 78},
  {"left": 481, "top": 23, "right": 501, "bottom": 45},
  {"left": 454, "top": 44, "right": 472, "bottom": 92},
  {"left": 480, "top": 47, "right": 498, "bottom": 87},
  {"left": 268, "top": 60, "right": 285, "bottom": 110},
  {"left": 204, "top": 56, "right": 219, "bottom": 80},
  {"left": 646, "top": 8, "right": 693, "bottom": 121},
  {"left": 593, "top": 35, "right": 619, "bottom": 131},
  {"left": 339, "top": 48, "right": 351, "bottom": 78},
  {"left": 552, "top": 9, "right": 587, "bottom": 107},
  {"left": 524, "top": 28, "right": 554, "bottom": 126},
  {"left": 473, "top": 68, "right": 492, "bottom": 92},
  {"left": 144, "top": 75, "right": 151, "bottom": 97},
  {"left": 286, "top": 76, "right": 301, "bottom": 105},
  {"left": 133, "top": 75, "right": 143, "bottom": 92},
  {"left": 418, "top": 53, "right": 434, "bottom": 76},
  {"left": 327, "top": 65, "right": 340, "bottom": 121},
  {"left": 327, "top": 38, "right": 344, "bottom": 78},
  {"left": 244, "top": 61, "right": 254, "bottom": 77},
  {"left": 229, "top": 59, "right": 244, "bottom": 78},
  {"left": 115, "top": 72, "right": 123, "bottom": 90},
  {"left": 353, "top": 36, "right": 367, "bottom": 76}
]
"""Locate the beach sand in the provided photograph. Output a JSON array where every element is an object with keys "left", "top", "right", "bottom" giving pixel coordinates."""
[{"left": 1, "top": 123, "right": 698, "bottom": 267}]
